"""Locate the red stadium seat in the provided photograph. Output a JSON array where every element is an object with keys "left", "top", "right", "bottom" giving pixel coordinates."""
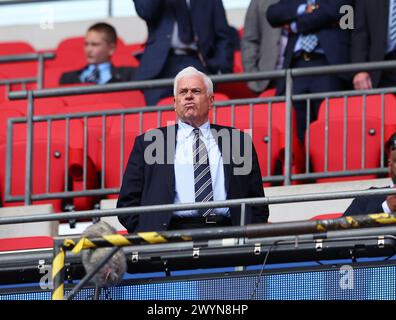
[
  {"left": 57, "top": 103, "right": 126, "bottom": 173},
  {"left": 214, "top": 101, "right": 304, "bottom": 183},
  {"left": 0, "top": 42, "right": 37, "bottom": 87},
  {"left": 104, "top": 115, "right": 141, "bottom": 198},
  {"left": 308, "top": 117, "right": 382, "bottom": 183},
  {"left": 61, "top": 89, "right": 146, "bottom": 109},
  {"left": 318, "top": 94, "right": 396, "bottom": 146},
  {"left": 0, "top": 97, "right": 66, "bottom": 115},
  {"left": 0, "top": 41, "right": 35, "bottom": 55},
  {"left": 0, "top": 118, "right": 97, "bottom": 211},
  {"left": 318, "top": 94, "right": 396, "bottom": 129},
  {"left": 0, "top": 236, "right": 53, "bottom": 252},
  {"left": 310, "top": 213, "right": 343, "bottom": 220},
  {"left": 252, "top": 126, "right": 283, "bottom": 184},
  {"left": 0, "top": 108, "right": 24, "bottom": 141},
  {"left": 260, "top": 88, "right": 276, "bottom": 98}
]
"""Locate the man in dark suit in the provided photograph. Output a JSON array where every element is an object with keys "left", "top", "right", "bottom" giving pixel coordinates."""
[
  {"left": 266, "top": 0, "right": 352, "bottom": 142},
  {"left": 133, "top": 0, "right": 234, "bottom": 106},
  {"left": 344, "top": 133, "right": 396, "bottom": 216},
  {"left": 117, "top": 66, "right": 269, "bottom": 232},
  {"left": 59, "top": 23, "right": 136, "bottom": 85},
  {"left": 242, "top": 0, "right": 285, "bottom": 93},
  {"left": 351, "top": 0, "right": 396, "bottom": 90}
]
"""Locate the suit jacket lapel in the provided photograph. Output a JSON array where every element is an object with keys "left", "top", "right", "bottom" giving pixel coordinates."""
[
  {"left": 379, "top": 0, "right": 390, "bottom": 52},
  {"left": 163, "top": 124, "right": 177, "bottom": 195},
  {"left": 212, "top": 125, "right": 231, "bottom": 193}
]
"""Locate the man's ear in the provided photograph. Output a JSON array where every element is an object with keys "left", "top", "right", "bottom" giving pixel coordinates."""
[
  {"left": 209, "top": 94, "right": 214, "bottom": 109},
  {"left": 108, "top": 42, "right": 116, "bottom": 56}
]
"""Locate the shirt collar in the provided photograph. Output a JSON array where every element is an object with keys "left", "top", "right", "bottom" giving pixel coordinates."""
[
  {"left": 88, "top": 62, "right": 111, "bottom": 72},
  {"left": 177, "top": 119, "right": 211, "bottom": 140}
]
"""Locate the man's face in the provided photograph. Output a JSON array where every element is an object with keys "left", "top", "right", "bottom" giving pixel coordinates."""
[
  {"left": 84, "top": 30, "right": 115, "bottom": 65},
  {"left": 174, "top": 75, "right": 213, "bottom": 127},
  {"left": 389, "top": 149, "right": 396, "bottom": 184}
]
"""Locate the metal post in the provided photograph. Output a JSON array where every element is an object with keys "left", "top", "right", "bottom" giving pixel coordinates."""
[
  {"left": 284, "top": 70, "right": 293, "bottom": 185},
  {"left": 108, "top": 0, "right": 113, "bottom": 17},
  {"left": 37, "top": 53, "right": 44, "bottom": 89},
  {"left": 52, "top": 240, "right": 65, "bottom": 300},
  {"left": 66, "top": 247, "right": 120, "bottom": 300},
  {"left": 24, "top": 91, "right": 34, "bottom": 205},
  {"left": 235, "top": 203, "right": 247, "bottom": 272}
]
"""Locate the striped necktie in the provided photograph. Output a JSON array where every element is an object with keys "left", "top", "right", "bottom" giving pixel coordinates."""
[
  {"left": 300, "top": 0, "right": 319, "bottom": 53},
  {"left": 192, "top": 128, "right": 214, "bottom": 217},
  {"left": 85, "top": 65, "right": 99, "bottom": 83}
]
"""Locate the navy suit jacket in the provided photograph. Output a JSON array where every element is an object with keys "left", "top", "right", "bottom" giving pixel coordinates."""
[
  {"left": 350, "top": 0, "right": 389, "bottom": 87},
  {"left": 117, "top": 124, "right": 269, "bottom": 232},
  {"left": 59, "top": 65, "right": 136, "bottom": 85},
  {"left": 133, "top": 0, "right": 234, "bottom": 80},
  {"left": 266, "top": 0, "right": 352, "bottom": 92},
  {"left": 344, "top": 187, "right": 388, "bottom": 216}
]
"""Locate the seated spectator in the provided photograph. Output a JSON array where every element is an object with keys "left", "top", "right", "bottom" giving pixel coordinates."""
[
  {"left": 351, "top": 0, "right": 396, "bottom": 90},
  {"left": 241, "top": 0, "right": 286, "bottom": 93},
  {"left": 266, "top": 0, "right": 353, "bottom": 143},
  {"left": 344, "top": 133, "right": 396, "bottom": 216},
  {"left": 59, "top": 22, "right": 136, "bottom": 85}
]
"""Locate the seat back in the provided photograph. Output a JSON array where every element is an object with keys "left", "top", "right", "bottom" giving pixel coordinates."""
[
  {"left": 308, "top": 117, "right": 382, "bottom": 183},
  {"left": 104, "top": 115, "right": 140, "bottom": 198}
]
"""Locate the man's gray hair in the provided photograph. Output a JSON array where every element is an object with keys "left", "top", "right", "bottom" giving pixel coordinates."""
[{"left": 173, "top": 66, "right": 213, "bottom": 97}]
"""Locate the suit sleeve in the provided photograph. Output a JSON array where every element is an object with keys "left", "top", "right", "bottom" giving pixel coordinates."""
[
  {"left": 246, "top": 133, "right": 269, "bottom": 223},
  {"left": 206, "top": 0, "right": 234, "bottom": 74},
  {"left": 266, "top": 0, "right": 301, "bottom": 28},
  {"left": 350, "top": 0, "right": 369, "bottom": 64},
  {"left": 241, "top": 0, "right": 261, "bottom": 74},
  {"left": 117, "top": 134, "right": 145, "bottom": 232},
  {"left": 133, "top": 0, "right": 165, "bottom": 22},
  {"left": 295, "top": 0, "right": 353, "bottom": 34},
  {"left": 343, "top": 197, "right": 369, "bottom": 216},
  {"left": 59, "top": 71, "right": 79, "bottom": 85}
]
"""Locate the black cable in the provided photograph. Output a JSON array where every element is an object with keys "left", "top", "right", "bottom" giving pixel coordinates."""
[{"left": 249, "top": 240, "right": 280, "bottom": 300}]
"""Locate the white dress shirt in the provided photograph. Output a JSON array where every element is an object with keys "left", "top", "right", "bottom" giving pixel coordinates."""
[
  {"left": 382, "top": 181, "right": 395, "bottom": 213},
  {"left": 173, "top": 120, "right": 229, "bottom": 217}
]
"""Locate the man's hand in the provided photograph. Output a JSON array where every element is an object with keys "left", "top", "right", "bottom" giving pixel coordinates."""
[
  {"left": 283, "top": 24, "right": 292, "bottom": 33},
  {"left": 305, "top": 4, "right": 319, "bottom": 14},
  {"left": 386, "top": 194, "right": 396, "bottom": 212},
  {"left": 353, "top": 72, "right": 373, "bottom": 90}
]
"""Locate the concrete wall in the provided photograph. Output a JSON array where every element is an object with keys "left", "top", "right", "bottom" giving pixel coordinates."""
[{"left": 0, "top": 204, "right": 58, "bottom": 238}]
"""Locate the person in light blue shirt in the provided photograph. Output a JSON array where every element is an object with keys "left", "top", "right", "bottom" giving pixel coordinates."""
[
  {"left": 59, "top": 22, "right": 136, "bottom": 85},
  {"left": 266, "top": 0, "right": 352, "bottom": 143}
]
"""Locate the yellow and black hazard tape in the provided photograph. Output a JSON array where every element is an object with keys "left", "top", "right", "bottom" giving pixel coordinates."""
[
  {"left": 315, "top": 212, "right": 396, "bottom": 233},
  {"left": 51, "top": 245, "right": 65, "bottom": 300},
  {"left": 61, "top": 232, "right": 171, "bottom": 254},
  {"left": 51, "top": 238, "right": 81, "bottom": 300}
]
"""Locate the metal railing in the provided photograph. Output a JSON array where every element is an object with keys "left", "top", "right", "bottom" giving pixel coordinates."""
[
  {"left": 4, "top": 60, "right": 396, "bottom": 206},
  {"left": 0, "top": 52, "right": 55, "bottom": 90}
]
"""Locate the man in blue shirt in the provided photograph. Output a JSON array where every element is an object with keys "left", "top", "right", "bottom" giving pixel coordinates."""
[
  {"left": 59, "top": 22, "right": 136, "bottom": 85},
  {"left": 266, "top": 0, "right": 352, "bottom": 143}
]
